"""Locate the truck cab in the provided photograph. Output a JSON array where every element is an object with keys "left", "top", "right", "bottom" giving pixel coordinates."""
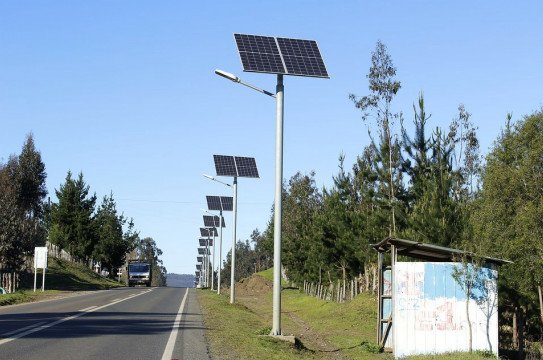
[{"left": 127, "top": 261, "right": 152, "bottom": 287}]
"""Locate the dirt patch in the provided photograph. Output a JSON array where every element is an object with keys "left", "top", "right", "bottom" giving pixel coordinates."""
[{"left": 236, "top": 275, "right": 273, "bottom": 296}]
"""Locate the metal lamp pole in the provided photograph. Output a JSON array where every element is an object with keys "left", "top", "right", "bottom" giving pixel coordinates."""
[
  {"left": 271, "top": 74, "right": 284, "bottom": 335},
  {"left": 214, "top": 69, "right": 283, "bottom": 334}
]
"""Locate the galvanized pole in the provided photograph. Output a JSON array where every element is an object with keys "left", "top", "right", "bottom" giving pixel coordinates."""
[
  {"left": 207, "top": 230, "right": 215, "bottom": 291},
  {"left": 211, "top": 230, "right": 215, "bottom": 291},
  {"left": 230, "top": 177, "right": 238, "bottom": 303},
  {"left": 271, "top": 74, "right": 284, "bottom": 335},
  {"left": 218, "top": 211, "right": 223, "bottom": 295}
]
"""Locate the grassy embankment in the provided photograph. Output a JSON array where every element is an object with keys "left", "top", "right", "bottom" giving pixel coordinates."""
[
  {"left": 198, "top": 268, "right": 495, "bottom": 360},
  {"left": 0, "top": 257, "right": 122, "bottom": 306}
]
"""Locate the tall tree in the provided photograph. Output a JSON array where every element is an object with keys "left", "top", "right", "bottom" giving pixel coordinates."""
[
  {"left": 472, "top": 111, "right": 543, "bottom": 345},
  {"left": 49, "top": 172, "right": 97, "bottom": 260},
  {"left": 134, "top": 237, "right": 167, "bottom": 286},
  {"left": 0, "top": 135, "right": 47, "bottom": 274},
  {"left": 350, "top": 40, "right": 404, "bottom": 236},
  {"left": 93, "top": 193, "right": 136, "bottom": 277},
  {"left": 281, "top": 172, "right": 323, "bottom": 284}
]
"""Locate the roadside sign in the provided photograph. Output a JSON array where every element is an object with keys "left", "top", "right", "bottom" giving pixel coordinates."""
[
  {"left": 33, "top": 247, "right": 48, "bottom": 292},
  {"left": 34, "top": 247, "right": 48, "bottom": 269}
]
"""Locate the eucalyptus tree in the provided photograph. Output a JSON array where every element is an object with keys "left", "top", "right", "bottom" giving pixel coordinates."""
[{"left": 350, "top": 40, "right": 404, "bottom": 237}]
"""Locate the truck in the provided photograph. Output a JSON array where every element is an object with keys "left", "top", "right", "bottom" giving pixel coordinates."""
[{"left": 127, "top": 260, "right": 152, "bottom": 287}]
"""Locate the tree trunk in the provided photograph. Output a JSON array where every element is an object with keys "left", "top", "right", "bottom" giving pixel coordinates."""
[
  {"left": 512, "top": 308, "right": 518, "bottom": 350},
  {"left": 538, "top": 286, "right": 543, "bottom": 326},
  {"left": 466, "top": 285, "right": 473, "bottom": 352}
]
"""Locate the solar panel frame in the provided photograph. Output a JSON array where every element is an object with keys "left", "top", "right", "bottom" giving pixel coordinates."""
[
  {"left": 234, "top": 34, "right": 286, "bottom": 75},
  {"left": 234, "top": 33, "right": 329, "bottom": 78},
  {"left": 203, "top": 215, "right": 225, "bottom": 228},
  {"left": 234, "top": 156, "right": 259, "bottom": 178},
  {"left": 220, "top": 196, "right": 233, "bottom": 211},
  {"left": 206, "top": 196, "right": 222, "bottom": 211},
  {"left": 276, "top": 37, "right": 329, "bottom": 78},
  {"left": 214, "top": 155, "right": 237, "bottom": 177},
  {"left": 203, "top": 215, "right": 215, "bottom": 227}
]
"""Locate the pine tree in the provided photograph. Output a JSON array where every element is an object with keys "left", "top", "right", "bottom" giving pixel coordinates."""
[
  {"left": 50, "top": 172, "right": 97, "bottom": 260},
  {"left": 93, "top": 193, "right": 136, "bottom": 277}
]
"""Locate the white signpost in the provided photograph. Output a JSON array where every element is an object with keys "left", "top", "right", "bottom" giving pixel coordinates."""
[{"left": 34, "top": 246, "right": 48, "bottom": 292}]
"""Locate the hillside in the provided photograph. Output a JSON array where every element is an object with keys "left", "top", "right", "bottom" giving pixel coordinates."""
[
  {"left": 1, "top": 257, "right": 122, "bottom": 306},
  {"left": 166, "top": 273, "right": 195, "bottom": 288}
]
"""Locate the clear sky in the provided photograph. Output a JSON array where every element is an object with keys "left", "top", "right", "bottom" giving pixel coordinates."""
[{"left": 2, "top": 2, "right": 542, "bottom": 275}]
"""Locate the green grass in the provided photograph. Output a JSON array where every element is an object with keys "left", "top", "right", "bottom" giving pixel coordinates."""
[
  {"left": 199, "top": 268, "right": 497, "bottom": 360},
  {"left": 0, "top": 257, "right": 122, "bottom": 306}
]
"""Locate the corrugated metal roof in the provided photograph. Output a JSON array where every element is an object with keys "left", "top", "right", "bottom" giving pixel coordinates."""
[{"left": 372, "top": 237, "right": 512, "bottom": 265}]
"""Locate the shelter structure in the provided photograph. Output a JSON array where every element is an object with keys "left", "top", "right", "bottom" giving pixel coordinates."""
[{"left": 372, "top": 238, "right": 511, "bottom": 358}]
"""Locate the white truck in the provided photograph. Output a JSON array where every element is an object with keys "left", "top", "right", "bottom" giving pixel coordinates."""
[{"left": 127, "top": 261, "right": 152, "bottom": 287}]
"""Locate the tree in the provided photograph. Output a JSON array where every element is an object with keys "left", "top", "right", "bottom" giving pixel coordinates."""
[
  {"left": 350, "top": 40, "right": 403, "bottom": 236},
  {"left": 133, "top": 237, "right": 167, "bottom": 286},
  {"left": 0, "top": 135, "right": 47, "bottom": 276},
  {"left": 49, "top": 172, "right": 97, "bottom": 260},
  {"left": 93, "top": 193, "right": 136, "bottom": 277},
  {"left": 280, "top": 172, "right": 323, "bottom": 284},
  {"left": 472, "top": 111, "right": 543, "bottom": 351}
]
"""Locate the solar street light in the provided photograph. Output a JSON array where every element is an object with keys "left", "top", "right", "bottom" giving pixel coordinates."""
[
  {"left": 216, "top": 33, "right": 328, "bottom": 336},
  {"left": 205, "top": 194, "right": 233, "bottom": 297},
  {"left": 207, "top": 155, "right": 259, "bottom": 304},
  {"left": 202, "top": 208, "right": 227, "bottom": 295}
]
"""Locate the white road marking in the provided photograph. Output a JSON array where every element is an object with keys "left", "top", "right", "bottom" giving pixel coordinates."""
[
  {"left": 0, "top": 288, "right": 155, "bottom": 346},
  {"left": 161, "top": 288, "right": 189, "bottom": 360},
  {"left": 1, "top": 322, "right": 47, "bottom": 337},
  {"left": 79, "top": 306, "right": 97, "bottom": 312}
]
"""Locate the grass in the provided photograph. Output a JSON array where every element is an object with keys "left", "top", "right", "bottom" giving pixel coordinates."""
[
  {"left": 0, "top": 257, "right": 122, "bottom": 306},
  {"left": 198, "top": 269, "right": 498, "bottom": 360}
]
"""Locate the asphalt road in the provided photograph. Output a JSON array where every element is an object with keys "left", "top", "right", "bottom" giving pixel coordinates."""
[{"left": 0, "top": 287, "right": 210, "bottom": 360}]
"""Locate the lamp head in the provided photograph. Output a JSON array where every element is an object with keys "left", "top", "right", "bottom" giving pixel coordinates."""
[{"left": 215, "top": 69, "right": 240, "bottom": 83}]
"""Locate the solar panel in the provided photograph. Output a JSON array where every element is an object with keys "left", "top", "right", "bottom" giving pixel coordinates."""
[
  {"left": 198, "top": 248, "right": 205, "bottom": 255},
  {"left": 199, "top": 238, "right": 207, "bottom": 246},
  {"left": 213, "top": 155, "right": 259, "bottom": 178},
  {"left": 276, "top": 37, "right": 329, "bottom": 78},
  {"left": 234, "top": 156, "right": 259, "bottom": 178},
  {"left": 220, "top": 196, "right": 233, "bottom": 211},
  {"left": 234, "top": 34, "right": 286, "bottom": 75},
  {"left": 196, "top": 264, "right": 202, "bottom": 270},
  {"left": 206, "top": 196, "right": 222, "bottom": 211},
  {"left": 203, "top": 215, "right": 225, "bottom": 228},
  {"left": 203, "top": 215, "right": 215, "bottom": 227},
  {"left": 234, "top": 33, "right": 329, "bottom": 78},
  {"left": 197, "top": 256, "right": 203, "bottom": 262},
  {"left": 200, "top": 228, "right": 212, "bottom": 237},
  {"left": 207, "top": 227, "right": 218, "bottom": 237},
  {"left": 214, "top": 155, "right": 237, "bottom": 177},
  {"left": 206, "top": 195, "right": 233, "bottom": 212}
]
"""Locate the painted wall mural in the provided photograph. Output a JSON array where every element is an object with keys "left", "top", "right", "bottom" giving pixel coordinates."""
[{"left": 393, "top": 262, "right": 498, "bottom": 358}]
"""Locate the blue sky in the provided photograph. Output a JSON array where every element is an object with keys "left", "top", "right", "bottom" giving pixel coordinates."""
[{"left": 2, "top": 2, "right": 542, "bottom": 274}]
